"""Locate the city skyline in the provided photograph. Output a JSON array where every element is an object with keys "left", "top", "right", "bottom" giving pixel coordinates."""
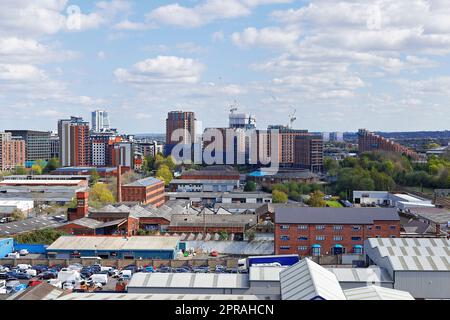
[{"left": 1, "top": 0, "right": 450, "bottom": 133}]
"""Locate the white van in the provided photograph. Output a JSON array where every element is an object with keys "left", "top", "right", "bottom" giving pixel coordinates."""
[
  {"left": 58, "top": 270, "right": 81, "bottom": 284},
  {"left": 16, "top": 264, "right": 32, "bottom": 270},
  {"left": 25, "top": 269, "right": 37, "bottom": 277},
  {"left": 90, "top": 274, "right": 108, "bottom": 285},
  {"left": 6, "top": 252, "right": 20, "bottom": 259},
  {"left": 119, "top": 270, "right": 132, "bottom": 281}
]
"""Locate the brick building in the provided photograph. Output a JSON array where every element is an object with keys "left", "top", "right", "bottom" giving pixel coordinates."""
[
  {"left": 0, "top": 132, "right": 26, "bottom": 171},
  {"left": 58, "top": 117, "right": 91, "bottom": 167},
  {"left": 294, "top": 134, "right": 324, "bottom": 172},
  {"left": 121, "top": 177, "right": 165, "bottom": 206},
  {"left": 165, "top": 111, "right": 196, "bottom": 156},
  {"left": 267, "top": 126, "right": 310, "bottom": 165},
  {"left": 358, "top": 129, "right": 420, "bottom": 160},
  {"left": 274, "top": 207, "right": 400, "bottom": 256}
]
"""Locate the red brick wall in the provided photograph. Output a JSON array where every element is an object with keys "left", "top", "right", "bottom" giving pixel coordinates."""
[
  {"left": 121, "top": 181, "right": 165, "bottom": 206},
  {"left": 168, "top": 226, "right": 245, "bottom": 233},
  {"left": 56, "top": 224, "right": 95, "bottom": 235},
  {"left": 274, "top": 220, "right": 400, "bottom": 255}
]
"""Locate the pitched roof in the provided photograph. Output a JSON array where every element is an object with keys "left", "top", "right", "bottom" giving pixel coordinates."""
[
  {"left": 275, "top": 207, "right": 399, "bottom": 224},
  {"left": 123, "top": 177, "right": 162, "bottom": 187},
  {"left": 280, "top": 258, "right": 346, "bottom": 300},
  {"left": 344, "top": 285, "right": 414, "bottom": 300}
]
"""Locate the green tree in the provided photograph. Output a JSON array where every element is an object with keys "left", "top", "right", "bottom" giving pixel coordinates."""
[
  {"left": 31, "top": 163, "right": 43, "bottom": 175},
  {"left": 11, "top": 208, "right": 26, "bottom": 221},
  {"left": 272, "top": 190, "right": 288, "bottom": 203},
  {"left": 14, "top": 166, "right": 27, "bottom": 175},
  {"left": 90, "top": 169, "right": 100, "bottom": 186},
  {"left": 244, "top": 181, "right": 257, "bottom": 192},
  {"left": 43, "top": 158, "right": 60, "bottom": 173},
  {"left": 156, "top": 164, "right": 173, "bottom": 186},
  {"left": 307, "top": 190, "right": 326, "bottom": 207},
  {"left": 90, "top": 183, "right": 115, "bottom": 207},
  {"left": 219, "top": 230, "right": 229, "bottom": 241},
  {"left": 323, "top": 157, "right": 339, "bottom": 176},
  {"left": 14, "top": 228, "right": 67, "bottom": 244}
]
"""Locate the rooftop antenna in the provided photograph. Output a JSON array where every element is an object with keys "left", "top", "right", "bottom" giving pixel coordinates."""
[
  {"left": 230, "top": 99, "right": 238, "bottom": 114},
  {"left": 288, "top": 107, "right": 297, "bottom": 129}
]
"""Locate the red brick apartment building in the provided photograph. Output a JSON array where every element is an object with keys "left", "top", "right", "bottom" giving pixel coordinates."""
[
  {"left": 0, "top": 132, "right": 25, "bottom": 171},
  {"left": 358, "top": 129, "right": 420, "bottom": 160},
  {"left": 274, "top": 207, "right": 400, "bottom": 256},
  {"left": 121, "top": 177, "right": 165, "bottom": 206}
]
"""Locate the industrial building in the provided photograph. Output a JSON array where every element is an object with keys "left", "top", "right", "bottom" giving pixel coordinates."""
[
  {"left": 166, "top": 191, "right": 272, "bottom": 206},
  {"left": 365, "top": 237, "right": 450, "bottom": 299},
  {"left": 0, "top": 199, "right": 34, "bottom": 217},
  {"left": 169, "top": 179, "right": 238, "bottom": 192},
  {"left": 247, "top": 169, "right": 318, "bottom": 187},
  {"left": 127, "top": 266, "right": 282, "bottom": 299},
  {"left": 46, "top": 235, "right": 180, "bottom": 259},
  {"left": 326, "top": 266, "right": 393, "bottom": 290},
  {"left": 352, "top": 191, "right": 434, "bottom": 211},
  {"left": 121, "top": 177, "right": 165, "bottom": 207},
  {"left": 343, "top": 285, "right": 414, "bottom": 300},
  {"left": 274, "top": 207, "right": 400, "bottom": 255}
]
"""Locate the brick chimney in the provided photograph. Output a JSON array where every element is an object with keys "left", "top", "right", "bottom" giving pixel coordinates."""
[
  {"left": 117, "top": 165, "right": 122, "bottom": 203},
  {"left": 69, "top": 191, "right": 89, "bottom": 221}
]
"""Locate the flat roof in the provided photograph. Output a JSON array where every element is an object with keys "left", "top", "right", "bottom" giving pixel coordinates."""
[
  {"left": 166, "top": 191, "right": 271, "bottom": 198},
  {"left": 47, "top": 235, "right": 179, "bottom": 251},
  {"left": 0, "top": 180, "right": 83, "bottom": 185},
  {"left": 128, "top": 272, "right": 249, "bottom": 289},
  {"left": 57, "top": 293, "right": 261, "bottom": 300},
  {"left": 170, "top": 179, "right": 238, "bottom": 184},
  {"left": 170, "top": 214, "right": 257, "bottom": 227},
  {"left": 124, "top": 177, "right": 162, "bottom": 187},
  {"left": 0, "top": 214, "right": 67, "bottom": 236},
  {"left": 275, "top": 207, "right": 399, "bottom": 224},
  {"left": 249, "top": 266, "right": 285, "bottom": 281}
]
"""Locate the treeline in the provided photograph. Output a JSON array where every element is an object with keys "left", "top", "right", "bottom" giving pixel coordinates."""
[{"left": 325, "top": 151, "right": 450, "bottom": 199}]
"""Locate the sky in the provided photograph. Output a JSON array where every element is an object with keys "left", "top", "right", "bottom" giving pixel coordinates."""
[{"left": 0, "top": 0, "right": 450, "bottom": 134}]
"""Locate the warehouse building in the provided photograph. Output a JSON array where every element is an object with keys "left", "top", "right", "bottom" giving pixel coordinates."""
[
  {"left": 121, "top": 177, "right": 165, "bottom": 207},
  {"left": 353, "top": 191, "right": 434, "bottom": 211},
  {"left": 46, "top": 235, "right": 180, "bottom": 259},
  {"left": 169, "top": 179, "right": 238, "bottom": 192},
  {"left": 365, "top": 238, "right": 450, "bottom": 299},
  {"left": 326, "top": 266, "right": 393, "bottom": 290},
  {"left": 343, "top": 285, "right": 414, "bottom": 300}
]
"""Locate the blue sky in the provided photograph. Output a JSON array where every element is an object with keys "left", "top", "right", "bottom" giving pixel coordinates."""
[{"left": 0, "top": 0, "right": 450, "bottom": 134}]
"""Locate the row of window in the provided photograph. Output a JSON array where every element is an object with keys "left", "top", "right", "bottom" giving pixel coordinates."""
[
  {"left": 278, "top": 246, "right": 364, "bottom": 254},
  {"left": 280, "top": 235, "right": 367, "bottom": 241},
  {"left": 279, "top": 224, "right": 397, "bottom": 231}
]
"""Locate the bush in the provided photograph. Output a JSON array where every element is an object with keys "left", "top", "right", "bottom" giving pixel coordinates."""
[{"left": 14, "top": 228, "right": 67, "bottom": 244}]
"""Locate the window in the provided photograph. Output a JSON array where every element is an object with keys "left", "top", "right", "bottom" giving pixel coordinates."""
[
  {"left": 352, "top": 225, "right": 361, "bottom": 231},
  {"left": 375, "top": 235, "right": 381, "bottom": 238},
  {"left": 351, "top": 237, "right": 362, "bottom": 241},
  {"left": 298, "top": 225, "right": 308, "bottom": 230},
  {"left": 279, "top": 246, "right": 291, "bottom": 250},
  {"left": 280, "top": 235, "right": 290, "bottom": 241},
  {"left": 298, "top": 236, "right": 308, "bottom": 241},
  {"left": 316, "top": 236, "right": 325, "bottom": 241},
  {"left": 280, "top": 225, "right": 290, "bottom": 230},
  {"left": 298, "top": 246, "right": 308, "bottom": 251},
  {"left": 333, "top": 225, "right": 343, "bottom": 230},
  {"left": 375, "top": 225, "right": 381, "bottom": 230},
  {"left": 315, "top": 225, "right": 325, "bottom": 230},
  {"left": 367, "top": 226, "right": 372, "bottom": 230},
  {"left": 390, "top": 235, "right": 396, "bottom": 238},
  {"left": 333, "top": 236, "right": 343, "bottom": 241},
  {"left": 389, "top": 225, "right": 396, "bottom": 230}
]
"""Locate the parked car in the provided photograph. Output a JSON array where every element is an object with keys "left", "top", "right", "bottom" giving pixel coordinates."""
[
  {"left": 80, "top": 267, "right": 93, "bottom": 278},
  {"left": 11, "top": 272, "right": 32, "bottom": 280},
  {"left": 6, "top": 252, "right": 20, "bottom": 259},
  {"left": 62, "top": 282, "right": 75, "bottom": 291},
  {"left": 210, "top": 251, "right": 218, "bottom": 257},
  {"left": 122, "top": 265, "right": 137, "bottom": 273},
  {"left": 174, "top": 267, "right": 189, "bottom": 273},
  {"left": 0, "top": 272, "right": 17, "bottom": 281},
  {"left": 28, "top": 280, "right": 42, "bottom": 287},
  {"left": 19, "top": 249, "right": 29, "bottom": 256},
  {"left": 31, "top": 265, "right": 48, "bottom": 274},
  {"left": 193, "top": 267, "right": 209, "bottom": 273},
  {"left": 143, "top": 266, "right": 155, "bottom": 273},
  {"left": 16, "top": 264, "right": 32, "bottom": 271},
  {"left": 215, "top": 265, "right": 227, "bottom": 273},
  {"left": 90, "top": 274, "right": 107, "bottom": 285},
  {"left": 38, "top": 271, "right": 57, "bottom": 280},
  {"left": 0, "top": 265, "right": 10, "bottom": 273},
  {"left": 67, "top": 264, "right": 83, "bottom": 272},
  {"left": 5, "top": 280, "right": 22, "bottom": 294},
  {"left": 157, "top": 266, "right": 172, "bottom": 273},
  {"left": 118, "top": 270, "right": 132, "bottom": 281}
]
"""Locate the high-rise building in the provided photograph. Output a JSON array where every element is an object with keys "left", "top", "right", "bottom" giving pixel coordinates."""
[
  {"left": 294, "top": 134, "right": 324, "bottom": 172},
  {"left": 358, "top": 129, "right": 420, "bottom": 160},
  {"left": 268, "top": 125, "right": 309, "bottom": 165},
  {"left": 91, "top": 110, "right": 110, "bottom": 132},
  {"left": 49, "top": 133, "right": 60, "bottom": 159},
  {"left": 0, "top": 132, "right": 26, "bottom": 171},
  {"left": 58, "top": 116, "right": 91, "bottom": 167},
  {"left": 90, "top": 131, "right": 118, "bottom": 167},
  {"left": 5, "top": 130, "right": 52, "bottom": 162},
  {"left": 165, "top": 111, "right": 196, "bottom": 156},
  {"left": 229, "top": 112, "right": 256, "bottom": 130}
]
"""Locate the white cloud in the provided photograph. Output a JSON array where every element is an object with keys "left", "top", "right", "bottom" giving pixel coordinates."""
[
  {"left": 231, "top": 26, "right": 300, "bottom": 49},
  {"left": 115, "top": 56, "right": 205, "bottom": 84},
  {"left": 113, "top": 19, "right": 154, "bottom": 31},
  {"left": 0, "top": 63, "right": 45, "bottom": 82},
  {"left": 97, "top": 51, "right": 107, "bottom": 60},
  {"left": 212, "top": 31, "right": 225, "bottom": 43},
  {"left": 146, "top": 0, "right": 292, "bottom": 28}
]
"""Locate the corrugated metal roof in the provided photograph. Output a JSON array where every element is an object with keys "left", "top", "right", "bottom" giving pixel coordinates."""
[
  {"left": 326, "top": 266, "right": 392, "bottom": 283},
  {"left": 366, "top": 238, "right": 450, "bottom": 271},
  {"left": 124, "top": 177, "right": 162, "bottom": 187},
  {"left": 249, "top": 266, "right": 285, "bottom": 281},
  {"left": 280, "top": 258, "right": 346, "bottom": 300},
  {"left": 47, "top": 236, "right": 179, "bottom": 251},
  {"left": 344, "top": 285, "right": 414, "bottom": 300},
  {"left": 128, "top": 273, "right": 249, "bottom": 289},
  {"left": 275, "top": 207, "right": 399, "bottom": 224},
  {"left": 57, "top": 293, "right": 261, "bottom": 300}
]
